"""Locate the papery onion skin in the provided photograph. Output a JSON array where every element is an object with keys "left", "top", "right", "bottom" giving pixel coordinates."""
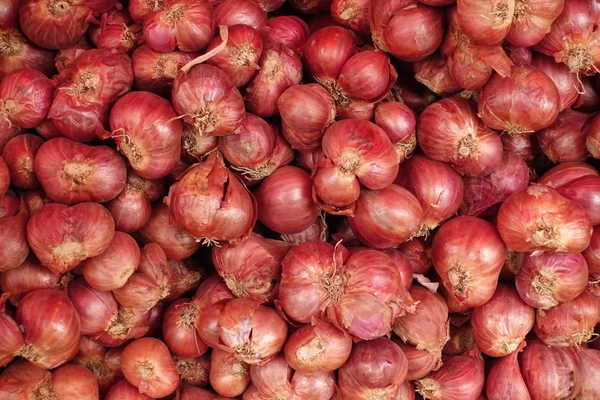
[
  {"left": 165, "top": 258, "right": 205, "bottom": 302},
  {"left": 93, "top": 307, "right": 151, "bottom": 348},
  {"left": 486, "top": 349, "right": 531, "bottom": 400},
  {"left": 330, "top": 0, "right": 370, "bottom": 36},
  {"left": 16, "top": 289, "right": 81, "bottom": 369},
  {"left": 105, "top": 379, "right": 153, "bottom": 400},
  {"left": 165, "top": 152, "right": 257, "bottom": 244},
  {"left": 471, "top": 284, "right": 534, "bottom": 357},
  {"left": 138, "top": 203, "right": 201, "bottom": 260},
  {"left": 432, "top": 216, "right": 506, "bottom": 308},
  {"left": 258, "top": 16, "right": 310, "bottom": 53},
  {"left": 398, "top": 238, "right": 432, "bottom": 275},
  {"left": 369, "top": 0, "right": 445, "bottom": 62},
  {"left": 214, "top": 0, "right": 266, "bottom": 28},
  {"left": 131, "top": 45, "right": 196, "bottom": 95},
  {"left": 105, "top": 174, "right": 153, "bottom": 234},
  {"left": 255, "top": 166, "right": 319, "bottom": 235},
  {"left": 68, "top": 278, "right": 118, "bottom": 336},
  {"left": 0, "top": 198, "right": 29, "bottom": 272},
  {"left": 416, "top": 348, "right": 485, "bottom": 400},
  {"left": 555, "top": 175, "right": 600, "bottom": 225},
  {"left": 0, "top": 292, "right": 25, "bottom": 366},
  {"left": 210, "top": 348, "right": 250, "bottom": 397},
  {"left": 108, "top": 92, "right": 182, "bottom": 179},
  {"left": 177, "top": 384, "right": 231, "bottom": 400},
  {"left": 456, "top": 0, "right": 515, "bottom": 46},
  {"left": 414, "top": 53, "right": 462, "bottom": 96},
  {"left": 0, "top": 29, "right": 56, "bottom": 79},
  {"left": 479, "top": 65, "right": 560, "bottom": 135},
  {"left": 397, "top": 342, "right": 440, "bottom": 381},
  {"left": 303, "top": 26, "right": 357, "bottom": 83},
  {"left": 537, "top": 161, "right": 599, "bottom": 189},
  {"left": 284, "top": 320, "right": 352, "bottom": 372},
  {"left": 578, "top": 348, "right": 600, "bottom": 399},
  {"left": 520, "top": 339, "right": 581, "bottom": 400},
  {"left": 121, "top": 337, "right": 180, "bottom": 398},
  {"left": 507, "top": 0, "right": 564, "bottom": 47},
  {"left": 162, "top": 298, "right": 209, "bottom": 358},
  {"left": 537, "top": 110, "right": 589, "bottom": 163},
  {"left": 34, "top": 138, "right": 127, "bottom": 205},
  {"left": 497, "top": 184, "right": 593, "bottom": 254},
  {"left": 1, "top": 134, "right": 43, "bottom": 190},
  {"left": 534, "top": 290, "right": 599, "bottom": 347},
  {"left": 338, "top": 337, "right": 408, "bottom": 399},
  {"left": 0, "top": 190, "right": 18, "bottom": 218},
  {"left": 531, "top": 53, "right": 580, "bottom": 111},
  {"left": 443, "top": 323, "right": 475, "bottom": 356},
  {"left": 374, "top": 101, "right": 417, "bottom": 163},
  {"left": 418, "top": 96, "right": 503, "bottom": 176},
  {"left": 81, "top": 231, "right": 140, "bottom": 291},
  {"left": 396, "top": 153, "right": 463, "bottom": 232},
  {"left": 0, "top": 68, "right": 54, "bottom": 129},
  {"left": 173, "top": 354, "right": 210, "bottom": 387},
  {"left": 72, "top": 336, "right": 123, "bottom": 393},
  {"left": 27, "top": 202, "right": 115, "bottom": 274},
  {"left": 172, "top": 64, "right": 245, "bottom": 137},
  {"left": 349, "top": 185, "right": 423, "bottom": 249}
]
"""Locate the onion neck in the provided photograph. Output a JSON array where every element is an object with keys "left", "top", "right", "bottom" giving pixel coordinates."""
[
  {"left": 62, "top": 161, "right": 94, "bottom": 185},
  {"left": 295, "top": 337, "right": 327, "bottom": 366},
  {"left": 0, "top": 31, "right": 25, "bottom": 57},
  {"left": 513, "top": 0, "right": 531, "bottom": 21},
  {"left": 564, "top": 42, "right": 593, "bottom": 74},
  {"left": 177, "top": 302, "right": 198, "bottom": 329},
  {"left": 136, "top": 360, "right": 155, "bottom": 380},
  {"left": 416, "top": 378, "right": 440, "bottom": 399},
  {"left": 32, "top": 383, "right": 57, "bottom": 400},
  {"left": 46, "top": 0, "right": 73, "bottom": 16},
  {"left": 447, "top": 264, "right": 472, "bottom": 299},
  {"left": 106, "top": 308, "right": 135, "bottom": 338},
  {"left": 531, "top": 222, "right": 559, "bottom": 250}
]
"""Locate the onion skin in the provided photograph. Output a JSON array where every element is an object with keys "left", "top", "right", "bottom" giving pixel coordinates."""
[
  {"left": 537, "top": 110, "right": 589, "bottom": 163},
  {"left": 416, "top": 348, "right": 485, "bottom": 400},
  {"left": 537, "top": 161, "right": 599, "bottom": 189},
  {"left": 173, "top": 354, "right": 210, "bottom": 387},
  {"left": 214, "top": 0, "right": 266, "bottom": 28},
  {"left": 0, "top": 190, "right": 18, "bottom": 218},
  {"left": 555, "top": 175, "right": 600, "bottom": 225},
  {"left": 105, "top": 379, "right": 153, "bottom": 400},
  {"left": 0, "top": 68, "right": 54, "bottom": 129},
  {"left": 396, "top": 154, "right": 463, "bottom": 232},
  {"left": 81, "top": 231, "right": 140, "bottom": 291},
  {"left": 303, "top": 26, "right": 357, "bottom": 83},
  {"left": 162, "top": 298, "right": 209, "bottom": 358},
  {"left": 479, "top": 65, "right": 560, "bottom": 135},
  {"left": 414, "top": 52, "right": 462, "bottom": 96},
  {"left": 330, "top": 0, "right": 370, "bottom": 36},
  {"left": 456, "top": 0, "right": 515, "bottom": 45},
  {"left": 507, "top": 0, "right": 564, "bottom": 47},
  {"left": 0, "top": 293, "right": 25, "bottom": 366},
  {"left": 393, "top": 285, "right": 449, "bottom": 364},
  {"left": 497, "top": 184, "right": 593, "bottom": 254},
  {"left": 172, "top": 64, "right": 245, "bottom": 137},
  {"left": 177, "top": 384, "right": 231, "bottom": 400},
  {"left": 105, "top": 176, "right": 153, "bottom": 234},
  {"left": 121, "top": 337, "right": 180, "bottom": 398},
  {"left": 338, "top": 338, "right": 408, "bottom": 399},
  {"left": 443, "top": 323, "right": 475, "bottom": 356},
  {"left": 520, "top": 339, "right": 581, "bottom": 400},
  {"left": 471, "top": 284, "right": 534, "bottom": 357},
  {"left": 255, "top": 166, "right": 319, "bottom": 235},
  {"left": 398, "top": 238, "right": 432, "bottom": 275},
  {"left": 258, "top": 16, "right": 310, "bottom": 53},
  {"left": 165, "top": 152, "right": 257, "bottom": 244},
  {"left": 584, "top": 226, "right": 600, "bottom": 293},
  {"left": 210, "top": 348, "right": 250, "bottom": 397},
  {"left": 72, "top": 336, "right": 123, "bottom": 393},
  {"left": 0, "top": 156, "right": 8, "bottom": 195},
  {"left": 534, "top": 290, "right": 599, "bottom": 347},
  {"left": 369, "top": 0, "right": 445, "bottom": 62},
  {"left": 27, "top": 202, "right": 115, "bottom": 274},
  {"left": 68, "top": 278, "right": 118, "bottom": 336},
  {"left": 35, "top": 138, "right": 127, "bottom": 205},
  {"left": 432, "top": 216, "right": 506, "bottom": 308},
  {"left": 531, "top": 53, "right": 580, "bottom": 111},
  {"left": 397, "top": 342, "right": 440, "bottom": 381},
  {"left": 586, "top": 113, "right": 600, "bottom": 159},
  {"left": 0, "top": 28, "right": 56, "bottom": 79},
  {"left": 578, "top": 348, "right": 600, "bottom": 399},
  {"left": 374, "top": 101, "right": 417, "bottom": 163},
  {"left": 0, "top": 199, "right": 29, "bottom": 272},
  {"left": 486, "top": 349, "right": 531, "bottom": 400},
  {"left": 108, "top": 91, "right": 182, "bottom": 179},
  {"left": 1, "top": 134, "right": 43, "bottom": 190},
  {"left": 93, "top": 307, "right": 151, "bottom": 348},
  {"left": 418, "top": 97, "right": 503, "bottom": 176},
  {"left": 284, "top": 320, "right": 352, "bottom": 372},
  {"left": 131, "top": 45, "right": 196, "bottom": 95}
]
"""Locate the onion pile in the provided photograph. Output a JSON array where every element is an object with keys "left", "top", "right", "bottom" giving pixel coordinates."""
[{"left": 3, "top": 0, "right": 600, "bottom": 398}]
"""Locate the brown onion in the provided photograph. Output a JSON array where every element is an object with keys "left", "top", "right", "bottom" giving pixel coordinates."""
[
  {"left": 497, "top": 184, "right": 592, "bottom": 254},
  {"left": 486, "top": 348, "right": 531, "bottom": 400},
  {"left": 165, "top": 152, "right": 257, "bottom": 245},
  {"left": 432, "top": 216, "right": 506, "bottom": 308},
  {"left": 418, "top": 97, "right": 503, "bottom": 176},
  {"left": 210, "top": 348, "right": 250, "bottom": 397},
  {"left": 131, "top": 45, "right": 196, "bottom": 95},
  {"left": 471, "top": 284, "right": 534, "bottom": 357}
]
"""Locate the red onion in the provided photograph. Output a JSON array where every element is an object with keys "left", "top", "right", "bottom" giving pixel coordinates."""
[
  {"left": 0, "top": 0, "right": 19, "bottom": 29},
  {"left": 284, "top": 320, "right": 352, "bottom": 372},
  {"left": 165, "top": 153, "right": 257, "bottom": 244},
  {"left": 586, "top": 112, "right": 600, "bottom": 159},
  {"left": 105, "top": 379, "right": 153, "bottom": 400},
  {"left": 162, "top": 298, "right": 209, "bottom": 358},
  {"left": 54, "top": 37, "right": 92, "bottom": 73},
  {"left": 48, "top": 49, "right": 133, "bottom": 142},
  {"left": 471, "top": 284, "right": 534, "bottom": 357},
  {"left": 531, "top": 53, "right": 580, "bottom": 111},
  {"left": 330, "top": 0, "right": 370, "bottom": 36},
  {"left": 507, "top": 0, "right": 564, "bottom": 47},
  {"left": 81, "top": 231, "right": 140, "bottom": 291},
  {"left": 214, "top": 0, "right": 266, "bottom": 28},
  {"left": 537, "top": 109, "right": 589, "bottom": 163},
  {"left": 396, "top": 342, "right": 440, "bottom": 381},
  {"left": 0, "top": 256, "right": 69, "bottom": 305},
  {"left": 580, "top": 76, "right": 600, "bottom": 112},
  {"left": 34, "top": 138, "right": 126, "bottom": 204},
  {"left": 413, "top": 52, "right": 462, "bottom": 95},
  {"left": 205, "top": 24, "right": 263, "bottom": 88},
  {"left": 278, "top": 84, "right": 336, "bottom": 151},
  {"left": 172, "top": 64, "right": 245, "bottom": 137},
  {"left": 555, "top": 175, "right": 600, "bottom": 225},
  {"left": 338, "top": 338, "right": 407, "bottom": 398},
  {"left": 0, "top": 292, "right": 24, "bottom": 366},
  {"left": 374, "top": 101, "right": 417, "bottom": 162},
  {"left": 177, "top": 384, "right": 231, "bottom": 400},
  {"left": 584, "top": 226, "right": 600, "bottom": 291},
  {"left": 131, "top": 45, "right": 196, "bottom": 95},
  {"left": 258, "top": 16, "right": 310, "bottom": 53},
  {"left": 105, "top": 173, "right": 153, "bottom": 234},
  {"left": 27, "top": 202, "right": 115, "bottom": 274},
  {"left": 456, "top": 0, "right": 515, "bottom": 45},
  {"left": 382, "top": 249, "right": 415, "bottom": 290},
  {"left": 95, "top": 25, "right": 142, "bottom": 54},
  {"left": 432, "top": 216, "right": 506, "bottom": 308},
  {"left": 0, "top": 190, "right": 17, "bottom": 218},
  {"left": 217, "top": 298, "right": 288, "bottom": 365},
  {"left": 143, "top": 0, "right": 214, "bottom": 52},
  {"left": 255, "top": 166, "right": 319, "bottom": 235},
  {"left": 0, "top": 155, "right": 7, "bottom": 195},
  {"left": 173, "top": 354, "right": 210, "bottom": 386},
  {"left": 93, "top": 307, "right": 151, "bottom": 348},
  {"left": 534, "top": 0, "right": 600, "bottom": 75},
  {"left": 281, "top": 216, "right": 329, "bottom": 245},
  {"left": 479, "top": 65, "right": 560, "bottom": 135},
  {"left": 0, "top": 68, "right": 53, "bottom": 129},
  {"left": 443, "top": 323, "right": 475, "bottom": 356},
  {"left": 416, "top": 348, "right": 485, "bottom": 400},
  {"left": 303, "top": 26, "right": 357, "bottom": 83},
  {"left": 418, "top": 97, "right": 503, "bottom": 176},
  {"left": 210, "top": 348, "right": 250, "bottom": 397},
  {"left": 507, "top": 45, "right": 533, "bottom": 65},
  {"left": 486, "top": 348, "right": 531, "bottom": 400},
  {"left": 72, "top": 336, "right": 123, "bottom": 393},
  {"left": 165, "top": 258, "right": 205, "bottom": 302},
  {"left": 121, "top": 337, "right": 180, "bottom": 398},
  {"left": 497, "top": 184, "right": 592, "bottom": 254},
  {"left": 578, "top": 348, "right": 600, "bottom": 399},
  {"left": 0, "top": 29, "right": 55, "bottom": 79},
  {"left": 460, "top": 151, "right": 529, "bottom": 216},
  {"left": 113, "top": 243, "right": 173, "bottom": 311},
  {"left": 245, "top": 42, "right": 303, "bottom": 118},
  {"left": 396, "top": 154, "right": 463, "bottom": 233},
  {"left": 349, "top": 185, "right": 424, "bottom": 249},
  {"left": 0, "top": 198, "right": 29, "bottom": 272},
  {"left": 137, "top": 203, "right": 200, "bottom": 260},
  {"left": 129, "top": 0, "right": 163, "bottom": 23},
  {"left": 314, "top": 119, "right": 399, "bottom": 213},
  {"left": 212, "top": 232, "right": 289, "bottom": 302},
  {"left": 35, "top": 119, "right": 63, "bottom": 140},
  {"left": 68, "top": 277, "right": 121, "bottom": 336},
  {"left": 398, "top": 238, "right": 432, "bottom": 275},
  {"left": 520, "top": 339, "right": 581, "bottom": 399},
  {"left": 534, "top": 290, "right": 599, "bottom": 347},
  {"left": 181, "top": 125, "right": 219, "bottom": 162},
  {"left": 289, "top": 0, "right": 332, "bottom": 13},
  {"left": 369, "top": 0, "right": 445, "bottom": 62},
  {"left": 1, "top": 134, "right": 43, "bottom": 190},
  {"left": 537, "top": 161, "right": 599, "bottom": 189},
  {"left": 192, "top": 276, "right": 235, "bottom": 346}
]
